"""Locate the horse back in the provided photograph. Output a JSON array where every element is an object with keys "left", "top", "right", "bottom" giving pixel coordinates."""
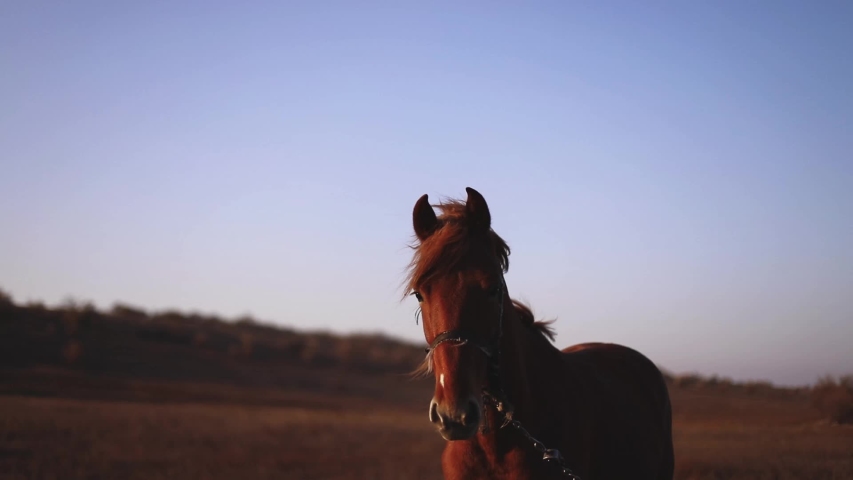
[{"left": 561, "top": 342, "right": 674, "bottom": 479}]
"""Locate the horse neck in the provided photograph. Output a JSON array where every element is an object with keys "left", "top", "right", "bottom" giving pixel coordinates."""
[{"left": 487, "top": 302, "right": 561, "bottom": 434}]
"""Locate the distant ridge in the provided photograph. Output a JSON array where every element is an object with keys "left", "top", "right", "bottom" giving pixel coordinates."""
[{"left": 0, "top": 288, "right": 818, "bottom": 401}]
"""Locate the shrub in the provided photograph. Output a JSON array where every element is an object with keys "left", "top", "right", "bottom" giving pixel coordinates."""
[
  {"left": 0, "top": 287, "right": 13, "bottom": 306},
  {"left": 235, "top": 315, "right": 257, "bottom": 326},
  {"left": 238, "top": 332, "right": 254, "bottom": 356},
  {"left": 25, "top": 300, "right": 47, "bottom": 312},
  {"left": 192, "top": 331, "right": 208, "bottom": 347},
  {"left": 59, "top": 296, "right": 96, "bottom": 313},
  {"left": 111, "top": 303, "right": 149, "bottom": 320},
  {"left": 63, "top": 340, "right": 83, "bottom": 364},
  {"left": 62, "top": 311, "right": 80, "bottom": 336},
  {"left": 153, "top": 310, "right": 188, "bottom": 325},
  {"left": 674, "top": 373, "right": 703, "bottom": 389},
  {"left": 743, "top": 380, "right": 774, "bottom": 396},
  {"left": 811, "top": 374, "right": 853, "bottom": 424}
]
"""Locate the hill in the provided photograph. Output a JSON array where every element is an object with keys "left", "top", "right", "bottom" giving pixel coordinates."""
[
  {"left": 1, "top": 291, "right": 851, "bottom": 479},
  {"left": 0, "top": 293, "right": 430, "bottom": 405}
]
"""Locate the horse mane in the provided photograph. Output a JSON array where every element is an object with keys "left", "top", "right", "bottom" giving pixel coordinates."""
[
  {"left": 511, "top": 299, "right": 557, "bottom": 342},
  {"left": 405, "top": 197, "right": 557, "bottom": 379}
]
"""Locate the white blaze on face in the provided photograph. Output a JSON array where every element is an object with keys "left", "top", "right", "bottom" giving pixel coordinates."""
[{"left": 440, "top": 373, "right": 445, "bottom": 388}]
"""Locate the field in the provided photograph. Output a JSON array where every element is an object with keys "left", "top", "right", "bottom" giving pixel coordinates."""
[
  {"left": 0, "top": 385, "right": 439, "bottom": 480},
  {"left": 1, "top": 298, "right": 852, "bottom": 479}
]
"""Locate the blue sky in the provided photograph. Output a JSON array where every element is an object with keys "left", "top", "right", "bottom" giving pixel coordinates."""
[{"left": 1, "top": 1, "right": 851, "bottom": 386}]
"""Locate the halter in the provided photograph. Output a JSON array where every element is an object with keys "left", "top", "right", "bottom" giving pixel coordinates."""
[
  {"left": 421, "top": 274, "right": 582, "bottom": 479},
  {"left": 424, "top": 274, "right": 515, "bottom": 428}
]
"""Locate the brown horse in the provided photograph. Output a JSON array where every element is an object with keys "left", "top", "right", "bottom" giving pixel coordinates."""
[{"left": 404, "top": 187, "right": 674, "bottom": 480}]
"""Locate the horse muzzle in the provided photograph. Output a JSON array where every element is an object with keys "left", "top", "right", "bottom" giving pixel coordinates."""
[{"left": 429, "top": 397, "right": 481, "bottom": 440}]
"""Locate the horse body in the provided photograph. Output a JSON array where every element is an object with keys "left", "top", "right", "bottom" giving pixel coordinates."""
[
  {"left": 440, "top": 311, "right": 673, "bottom": 479},
  {"left": 559, "top": 343, "right": 674, "bottom": 479},
  {"left": 405, "top": 187, "right": 673, "bottom": 479}
]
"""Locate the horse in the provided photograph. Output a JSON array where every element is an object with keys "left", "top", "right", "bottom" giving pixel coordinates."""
[{"left": 404, "top": 187, "right": 674, "bottom": 480}]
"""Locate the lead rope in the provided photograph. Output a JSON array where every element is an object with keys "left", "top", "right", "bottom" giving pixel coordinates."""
[
  {"left": 424, "top": 273, "right": 581, "bottom": 479},
  {"left": 481, "top": 275, "right": 583, "bottom": 480},
  {"left": 496, "top": 413, "right": 582, "bottom": 479}
]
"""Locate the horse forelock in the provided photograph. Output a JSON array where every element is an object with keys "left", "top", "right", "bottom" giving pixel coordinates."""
[{"left": 403, "top": 199, "right": 509, "bottom": 298}]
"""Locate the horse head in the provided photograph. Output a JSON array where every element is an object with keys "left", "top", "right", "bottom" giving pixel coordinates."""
[{"left": 407, "top": 187, "right": 511, "bottom": 441}]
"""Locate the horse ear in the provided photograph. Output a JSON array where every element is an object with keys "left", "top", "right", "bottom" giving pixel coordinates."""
[
  {"left": 465, "top": 187, "right": 491, "bottom": 231},
  {"left": 413, "top": 193, "right": 438, "bottom": 241}
]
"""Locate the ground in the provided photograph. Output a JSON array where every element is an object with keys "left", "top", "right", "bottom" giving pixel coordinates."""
[
  {"left": 1, "top": 301, "right": 850, "bottom": 479},
  {"left": 1, "top": 370, "right": 851, "bottom": 480}
]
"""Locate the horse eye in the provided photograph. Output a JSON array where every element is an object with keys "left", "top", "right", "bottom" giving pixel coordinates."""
[
  {"left": 487, "top": 285, "right": 501, "bottom": 298},
  {"left": 412, "top": 291, "right": 424, "bottom": 302}
]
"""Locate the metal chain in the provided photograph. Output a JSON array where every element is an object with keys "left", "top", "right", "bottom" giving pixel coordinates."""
[
  {"left": 425, "top": 271, "right": 582, "bottom": 479},
  {"left": 503, "top": 418, "right": 582, "bottom": 479},
  {"left": 484, "top": 391, "right": 582, "bottom": 479}
]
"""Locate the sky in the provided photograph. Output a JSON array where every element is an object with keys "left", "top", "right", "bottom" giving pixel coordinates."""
[{"left": 1, "top": 1, "right": 851, "bottom": 387}]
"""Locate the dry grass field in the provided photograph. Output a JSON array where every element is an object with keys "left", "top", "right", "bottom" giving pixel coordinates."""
[
  {"left": 0, "top": 392, "right": 441, "bottom": 480},
  {"left": 670, "top": 387, "right": 852, "bottom": 479},
  {"left": 2, "top": 370, "right": 851, "bottom": 480},
  {"left": 1, "top": 296, "right": 852, "bottom": 479}
]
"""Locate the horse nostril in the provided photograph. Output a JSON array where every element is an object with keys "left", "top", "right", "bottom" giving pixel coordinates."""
[{"left": 429, "top": 400, "right": 440, "bottom": 424}]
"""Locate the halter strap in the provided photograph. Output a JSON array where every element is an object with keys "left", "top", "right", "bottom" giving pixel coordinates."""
[
  {"left": 423, "top": 274, "right": 514, "bottom": 425},
  {"left": 418, "top": 272, "right": 579, "bottom": 477},
  {"left": 424, "top": 274, "right": 507, "bottom": 356},
  {"left": 426, "top": 330, "right": 496, "bottom": 357}
]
